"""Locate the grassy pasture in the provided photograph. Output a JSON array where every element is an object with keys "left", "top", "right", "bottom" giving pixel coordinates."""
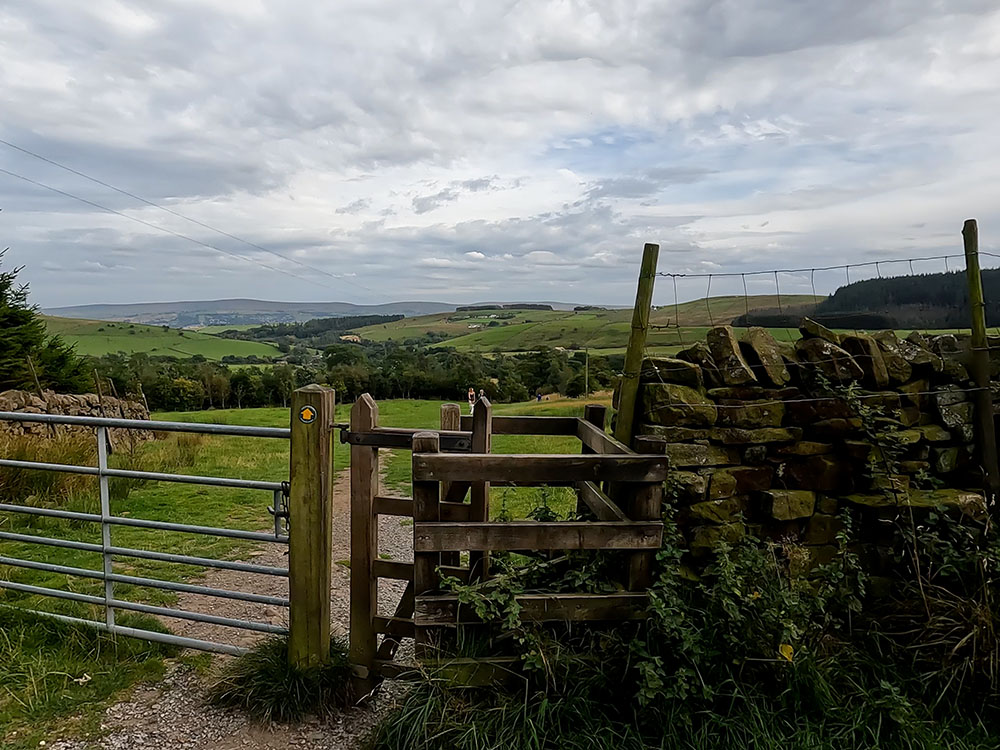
[
  {"left": 0, "top": 395, "right": 608, "bottom": 744},
  {"left": 41, "top": 316, "right": 280, "bottom": 360}
]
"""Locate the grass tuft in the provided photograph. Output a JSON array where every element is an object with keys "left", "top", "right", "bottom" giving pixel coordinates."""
[{"left": 208, "top": 637, "right": 353, "bottom": 722}]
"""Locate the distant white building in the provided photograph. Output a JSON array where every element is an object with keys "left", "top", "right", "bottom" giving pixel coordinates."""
[{"left": 339, "top": 334, "right": 362, "bottom": 343}]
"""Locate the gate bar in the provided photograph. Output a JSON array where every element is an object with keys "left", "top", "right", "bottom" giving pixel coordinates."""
[{"left": 0, "top": 410, "right": 289, "bottom": 438}]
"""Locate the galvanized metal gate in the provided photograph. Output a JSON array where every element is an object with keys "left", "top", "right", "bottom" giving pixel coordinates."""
[{"left": 0, "top": 410, "right": 292, "bottom": 655}]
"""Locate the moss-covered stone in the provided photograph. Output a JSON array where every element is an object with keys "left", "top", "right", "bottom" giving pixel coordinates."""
[
  {"left": 740, "top": 327, "right": 791, "bottom": 386},
  {"left": 917, "top": 424, "right": 951, "bottom": 443},
  {"left": 871, "top": 331, "right": 913, "bottom": 384},
  {"left": 688, "top": 497, "right": 748, "bottom": 524},
  {"left": 676, "top": 341, "right": 723, "bottom": 388},
  {"left": 762, "top": 489, "right": 816, "bottom": 520},
  {"left": 663, "top": 443, "right": 739, "bottom": 468},
  {"left": 899, "top": 460, "right": 930, "bottom": 474},
  {"left": 776, "top": 441, "right": 834, "bottom": 456},
  {"left": 640, "top": 357, "right": 703, "bottom": 389},
  {"left": 884, "top": 429, "right": 923, "bottom": 446},
  {"left": 788, "top": 545, "right": 838, "bottom": 577},
  {"left": 794, "top": 337, "right": 863, "bottom": 383},
  {"left": 707, "top": 326, "right": 757, "bottom": 386},
  {"left": 842, "top": 333, "right": 890, "bottom": 388},
  {"left": 716, "top": 399, "right": 785, "bottom": 428},
  {"left": 808, "top": 418, "right": 863, "bottom": 440},
  {"left": 707, "top": 466, "right": 772, "bottom": 499},
  {"left": 783, "top": 455, "right": 853, "bottom": 492},
  {"left": 711, "top": 426, "right": 802, "bottom": 444},
  {"left": 638, "top": 424, "right": 713, "bottom": 441},
  {"left": 641, "top": 383, "right": 717, "bottom": 427},
  {"left": 932, "top": 446, "right": 960, "bottom": 474},
  {"left": 799, "top": 317, "right": 841, "bottom": 345},
  {"left": 909, "top": 489, "right": 986, "bottom": 517},
  {"left": 900, "top": 335, "right": 943, "bottom": 373},
  {"left": 690, "top": 522, "right": 745, "bottom": 549},
  {"left": 803, "top": 513, "right": 844, "bottom": 545},
  {"left": 816, "top": 496, "right": 839, "bottom": 514},
  {"left": 669, "top": 471, "right": 708, "bottom": 503}
]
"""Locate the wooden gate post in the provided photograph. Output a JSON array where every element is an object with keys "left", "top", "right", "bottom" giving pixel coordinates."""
[
  {"left": 288, "top": 384, "right": 336, "bottom": 667},
  {"left": 349, "top": 394, "right": 379, "bottom": 693},
  {"left": 577, "top": 404, "right": 608, "bottom": 516},
  {"left": 470, "top": 397, "right": 493, "bottom": 580},
  {"left": 440, "top": 404, "right": 462, "bottom": 567},
  {"left": 963, "top": 219, "right": 1000, "bottom": 504},
  {"left": 628, "top": 435, "right": 666, "bottom": 590},
  {"left": 412, "top": 431, "right": 441, "bottom": 658},
  {"left": 615, "top": 243, "right": 659, "bottom": 448}
]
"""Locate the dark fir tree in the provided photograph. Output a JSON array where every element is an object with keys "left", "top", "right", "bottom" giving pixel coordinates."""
[{"left": 0, "top": 253, "right": 88, "bottom": 393}]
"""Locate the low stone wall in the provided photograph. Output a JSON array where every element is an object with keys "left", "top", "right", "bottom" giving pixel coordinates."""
[
  {"left": 0, "top": 389, "right": 150, "bottom": 438},
  {"left": 628, "top": 320, "right": 990, "bottom": 572}
]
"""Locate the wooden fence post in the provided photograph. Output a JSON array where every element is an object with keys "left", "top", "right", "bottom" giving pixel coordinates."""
[
  {"left": 349, "top": 394, "right": 379, "bottom": 692},
  {"left": 963, "top": 219, "right": 1000, "bottom": 505},
  {"left": 578, "top": 404, "right": 608, "bottom": 516},
  {"left": 628, "top": 435, "right": 666, "bottom": 590},
  {"left": 412, "top": 431, "right": 441, "bottom": 658},
  {"left": 288, "top": 384, "right": 336, "bottom": 667},
  {"left": 614, "top": 243, "right": 659, "bottom": 448},
  {"left": 470, "top": 397, "right": 493, "bottom": 580},
  {"left": 440, "top": 404, "right": 462, "bottom": 567}
]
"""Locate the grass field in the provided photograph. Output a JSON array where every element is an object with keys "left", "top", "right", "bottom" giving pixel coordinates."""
[
  {"left": 0, "top": 395, "right": 609, "bottom": 746},
  {"left": 352, "top": 296, "right": 820, "bottom": 352},
  {"left": 42, "top": 316, "right": 281, "bottom": 360}
]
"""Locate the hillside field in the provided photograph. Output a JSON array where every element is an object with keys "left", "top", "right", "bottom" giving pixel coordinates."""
[
  {"left": 42, "top": 316, "right": 281, "bottom": 360},
  {"left": 352, "top": 295, "right": 820, "bottom": 352}
]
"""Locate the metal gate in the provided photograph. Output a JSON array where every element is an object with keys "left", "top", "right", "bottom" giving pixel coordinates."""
[{"left": 0, "top": 409, "right": 291, "bottom": 655}]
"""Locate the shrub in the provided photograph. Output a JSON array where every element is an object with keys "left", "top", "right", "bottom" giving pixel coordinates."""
[{"left": 208, "top": 637, "right": 353, "bottom": 722}]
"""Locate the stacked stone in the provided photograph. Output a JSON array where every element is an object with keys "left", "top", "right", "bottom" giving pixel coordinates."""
[
  {"left": 633, "top": 320, "right": 988, "bottom": 567},
  {"left": 0, "top": 389, "right": 151, "bottom": 440}
]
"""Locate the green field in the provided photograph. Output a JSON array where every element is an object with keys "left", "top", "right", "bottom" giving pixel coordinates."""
[
  {"left": 192, "top": 324, "right": 262, "bottom": 334},
  {"left": 352, "top": 296, "right": 820, "bottom": 352},
  {"left": 0, "top": 395, "right": 608, "bottom": 746},
  {"left": 42, "top": 316, "right": 281, "bottom": 360}
]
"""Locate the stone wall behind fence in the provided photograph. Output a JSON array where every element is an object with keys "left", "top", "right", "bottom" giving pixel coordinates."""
[
  {"left": 624, "top": 319, "right": 994, "bottom": 574},
  {"left": 0, "top": 389, "right": 151, "bottom": 441}
]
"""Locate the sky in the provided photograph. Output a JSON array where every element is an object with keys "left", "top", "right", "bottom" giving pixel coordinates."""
[{"left": 2, "top": 0, "right": 999, "bottom": 309}]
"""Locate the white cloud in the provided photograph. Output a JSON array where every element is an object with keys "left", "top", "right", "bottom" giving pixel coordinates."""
[{"left": 1, "top": 0, "right": 999, "bottom": 307}]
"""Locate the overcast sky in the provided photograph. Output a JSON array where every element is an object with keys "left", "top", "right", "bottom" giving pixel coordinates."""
[{"left": 2, "top": 0, "right": 999, "bottom": 309}]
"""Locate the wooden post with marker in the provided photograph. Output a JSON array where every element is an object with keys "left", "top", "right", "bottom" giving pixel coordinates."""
[
  {"left": 614, "top": 243, "right": 659, "bottom": 448},
  {"left": 963, "top": 219, "right": 1000, "bottom": 506},
  {"left": 288, "top": 384, "right": 336, "bottom": 668}
]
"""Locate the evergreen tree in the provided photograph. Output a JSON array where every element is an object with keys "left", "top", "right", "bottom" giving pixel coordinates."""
[{"left": 0, "top": 252, "right": 88, "bottom": 393}]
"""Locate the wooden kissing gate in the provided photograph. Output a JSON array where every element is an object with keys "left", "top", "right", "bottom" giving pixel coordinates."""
[{"left": 342, "top": 394, "right": 669, "bottom": 693}]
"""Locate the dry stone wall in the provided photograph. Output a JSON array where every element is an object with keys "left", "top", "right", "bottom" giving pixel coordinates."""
[
  {"left": 628, "top": 320, "right": 992, "bottom": 573},
  {"left": 0, "top": 389, "right": 150, "bottom": 439}
]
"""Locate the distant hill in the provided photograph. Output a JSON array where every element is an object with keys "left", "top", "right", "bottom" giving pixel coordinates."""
[{"left": 42, "top": 299, "right": 459, "bottom": 327}]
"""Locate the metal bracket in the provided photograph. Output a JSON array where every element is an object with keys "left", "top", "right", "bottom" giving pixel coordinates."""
[{"left": 268, "top": 488, "right": 290, "bottom": 538}]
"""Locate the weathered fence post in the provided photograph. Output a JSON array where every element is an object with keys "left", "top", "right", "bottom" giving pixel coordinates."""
[
  {"left": 615, "top": 243, "right": 659, "bottom": 448},
  {"left": 963, "top": 219, "right": 1000, "bottom": 504},
  {"left": 577, "top": 404, "right": 608, "bottom": 516},
  {"left": 440, "top": 404, "right": 462, "bottom": 567},
  {"left": 349, "top": 394, "right": 379, "bottom": 693},
  {"left": 288, "top": 384, "right": 336, "bottom": 667},
  {"left": 628, "top": 435, "right": 666, "bottom": 590},
  {"left": 412, "top": 431, "right": 441, "bottom": 657},
  {"left": 470, "top": 397, "right": 493, "bottom": 580}
]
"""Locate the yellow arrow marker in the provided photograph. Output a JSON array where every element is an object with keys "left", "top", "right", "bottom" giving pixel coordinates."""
[{"left": 299, "top": 406, "right": 316, "bottom": 424}]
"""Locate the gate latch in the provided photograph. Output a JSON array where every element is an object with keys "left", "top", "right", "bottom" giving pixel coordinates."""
[{"left": 268, "top": 485, "right": 290, "bottom": 538}]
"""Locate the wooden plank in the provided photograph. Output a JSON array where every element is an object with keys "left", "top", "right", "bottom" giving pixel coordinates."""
[
  {"left": 413, "top": 521, "right": 662, "bottom": 552},
  {"left": 577, "top": 419, "right": 631, "bottom": 455},
  {"left": 375, "top": 582, "right": 414, "bottom": 662},
  {"left": 440, "top": 404, "right": 462, "bottom": 568},
  {"left": 373, "top": 496, "right": 470, "bottom": 521},
  {"left": 375, "top": 657, "right": 522, "bottom": 686},
  {"left": 469, "top": 397, "right": 492, "bottom": 581},
  {"left": 349, "top": 393, "right": 379, "bottom": 692},
  {"left": 374, "top": 616, "right": 415, "bottom": 637},
  {"left": 343, "top": 426, "right": 472, "bottom": 452},
  {"left": 576, "top": 481, "right": 628, "bottom": 522},
  {"left": 373, "top": 559, "right": 412, "bottom": 580},
  {"left": 614, "top": 243, "right": 659, "bottom": 447},
  {"left": 411, "top": 432, "right": 441, "bottom": 657},
  {"left": 412, "top": 454, "right": 669, "bottom": 484},
  {"left": 288, "top": 385, "right": 336, "bottom": 668},
  {"left": 627, "top": 436, "right": 666, "bottom": 590},
  {"left": 373, "top": 496, "right": 412, "bottom": 517},
  {"left": 459, "top": 415, "right": 579, "bottom": 435},
  {"left": 415, "top": 593, "right": 649, "bottom": 625}
]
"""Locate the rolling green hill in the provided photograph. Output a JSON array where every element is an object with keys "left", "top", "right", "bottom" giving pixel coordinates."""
[
  {"left": 42, "top": 316, "right": 281, "bottom": 360},
  {"left": 352, "top": 295, "right": 821, "bottom": 352}
]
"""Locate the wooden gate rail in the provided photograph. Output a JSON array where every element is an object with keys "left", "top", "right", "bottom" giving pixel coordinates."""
[{"left": 348, "top": 393, "right": 668, "bottom": 690}]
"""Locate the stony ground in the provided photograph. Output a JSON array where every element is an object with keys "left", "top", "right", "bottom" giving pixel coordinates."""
[{"left": 48, "top": 465, "right": 413, "bottom": 750}]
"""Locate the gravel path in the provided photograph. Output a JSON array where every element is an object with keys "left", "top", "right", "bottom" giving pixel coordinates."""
[{"left": 48, "top": 464, "right": 414, "bottom": 750}]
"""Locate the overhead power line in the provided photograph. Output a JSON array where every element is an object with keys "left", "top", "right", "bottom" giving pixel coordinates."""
[
  {"left": 0, "top": 166, "right": 340, "bottom": 293},
  {"left": 0, "top": 137, "right": 370, "bottom": 294}
]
